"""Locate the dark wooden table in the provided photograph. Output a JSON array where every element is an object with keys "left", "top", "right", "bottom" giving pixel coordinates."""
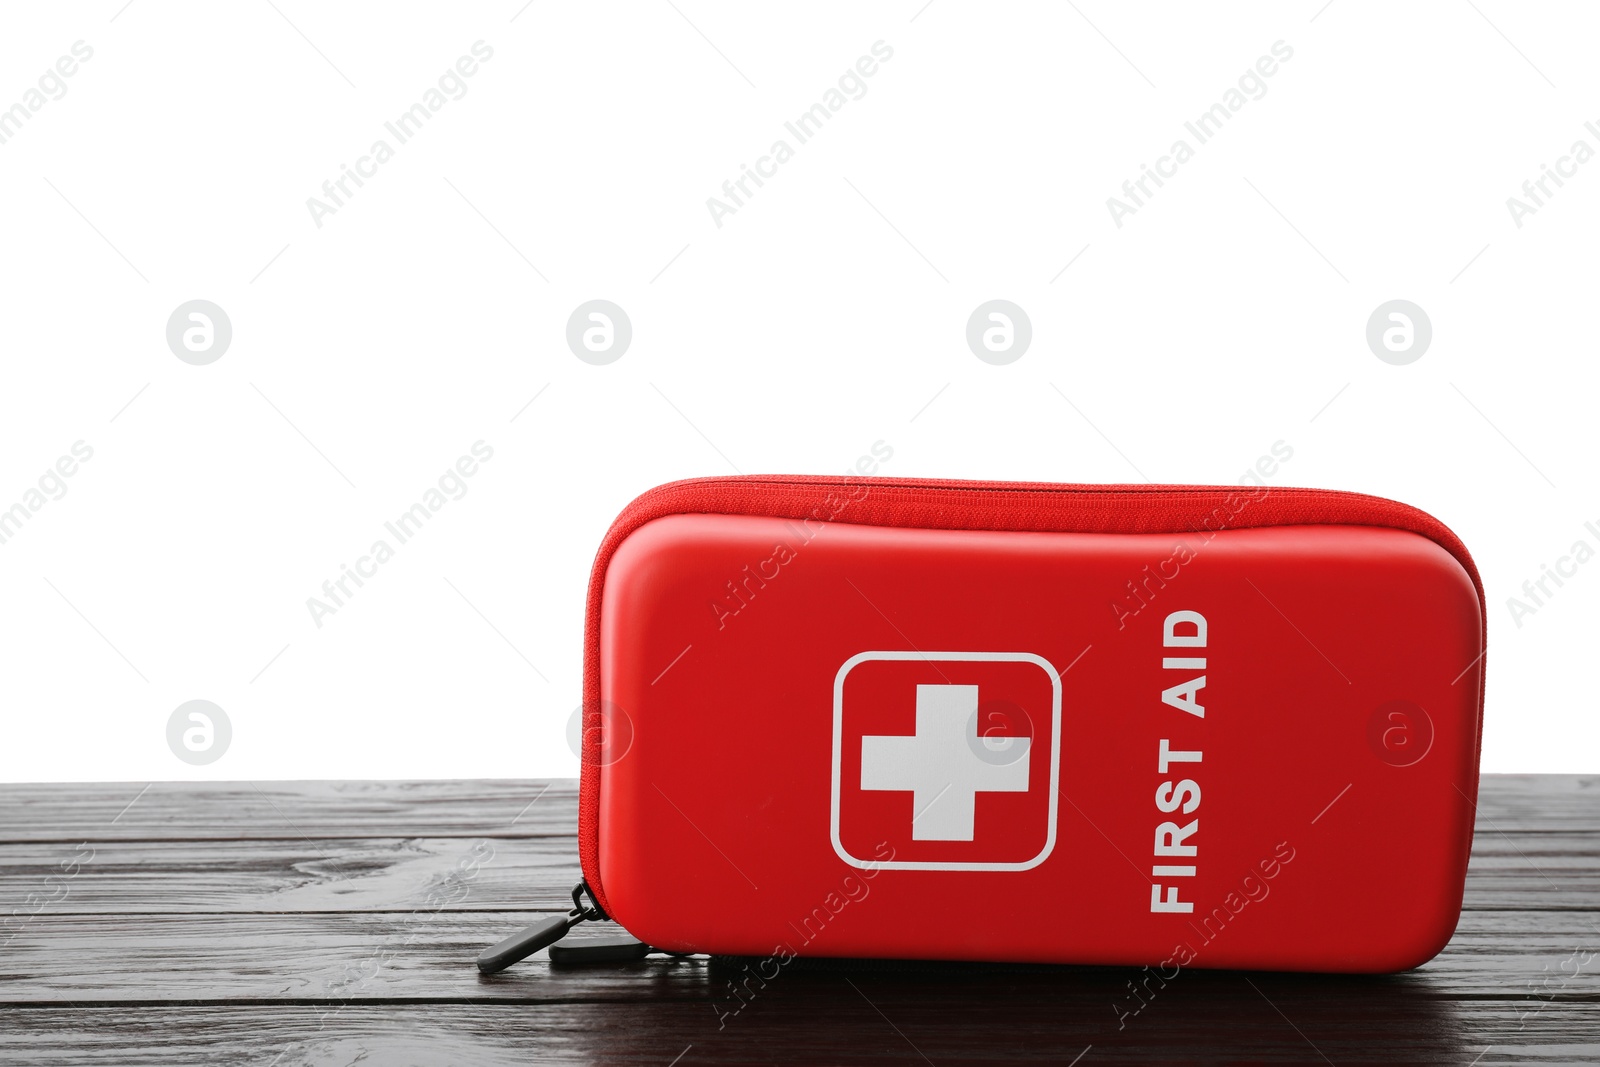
[{"left": 0, "top": 776, "right": 1595, "bottom": 1064}]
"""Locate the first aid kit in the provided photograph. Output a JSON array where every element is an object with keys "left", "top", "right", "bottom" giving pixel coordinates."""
[{"left": 479, "top": 476, "right": 1485, "bottom": 975}]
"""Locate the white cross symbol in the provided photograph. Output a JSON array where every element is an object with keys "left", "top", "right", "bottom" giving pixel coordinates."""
[{"left": 859, "top": 684, "right": 1032, "bottom": 841}]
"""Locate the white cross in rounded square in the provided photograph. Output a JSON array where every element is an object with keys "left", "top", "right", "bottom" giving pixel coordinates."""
[{"left": 831, "top": 650, "right": 1062, "bottom": 872}]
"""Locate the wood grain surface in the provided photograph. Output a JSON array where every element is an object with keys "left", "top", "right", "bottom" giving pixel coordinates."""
[{"left": 0, "top": 775, "right": 1594, "bottom": 1065}]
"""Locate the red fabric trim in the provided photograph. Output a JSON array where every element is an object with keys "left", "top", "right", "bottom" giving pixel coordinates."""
[{"left": 578, "top": 477, "right": 1486, "bottom": 917}]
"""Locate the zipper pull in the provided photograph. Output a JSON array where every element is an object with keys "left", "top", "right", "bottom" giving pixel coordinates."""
[
  {"left": 549, "top": 935, "right": 652, "bottom": 965},
  {"left": 477, "top": 880, "right": 605, "bottom": 974}
]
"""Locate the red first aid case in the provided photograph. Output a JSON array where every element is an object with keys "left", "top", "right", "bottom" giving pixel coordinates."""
[{"left": 495, "top": 476, "right": 1487, "bottom": 975}]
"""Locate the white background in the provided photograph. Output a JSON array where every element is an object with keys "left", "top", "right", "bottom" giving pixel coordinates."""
[{"left": 0, "top": 2, "right": 1594, "bottom": 782}]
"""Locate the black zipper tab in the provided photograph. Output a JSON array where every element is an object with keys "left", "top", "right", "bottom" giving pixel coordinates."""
[
  {"left": 549, "top": 935, "right": 652, "bottom": 965},
  {"left": 477, "top": 880, "right": 606, "bottom": 975},
  {"left": 476, "top": 913, "right": 581, "bottom": 974}
]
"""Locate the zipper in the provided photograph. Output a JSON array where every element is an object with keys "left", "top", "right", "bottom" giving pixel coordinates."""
[
  {"left": 477, "top": 880, "right": 609, "bottom": 974},
  {"left": 628, "top": 475, "right": 1370, "bottom": 501},
  {"left": 478, "top": 878, "right": 692, "bottom": 971}
]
